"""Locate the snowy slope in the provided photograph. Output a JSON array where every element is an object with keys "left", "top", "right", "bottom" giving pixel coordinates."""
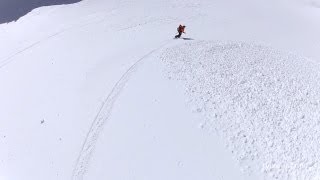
[{"left": 1, "top": 0, "right": 320, "bottom": 179}]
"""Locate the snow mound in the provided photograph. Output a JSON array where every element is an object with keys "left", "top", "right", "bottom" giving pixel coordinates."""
[{"left": 160, "top": 41, "right": 320, "bottom": 179}]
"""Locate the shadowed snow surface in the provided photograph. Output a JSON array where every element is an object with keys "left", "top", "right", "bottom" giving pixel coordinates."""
[
  {"left": 0, "top": 0, "right": 81, "bottom": 24},
  {"left": 160, "top": 41, "right": 320, "bottom": 179}
]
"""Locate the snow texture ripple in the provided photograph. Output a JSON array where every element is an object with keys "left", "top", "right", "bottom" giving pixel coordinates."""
[{"left": 160, "top": 41, "right": 320, "bottom": 180}]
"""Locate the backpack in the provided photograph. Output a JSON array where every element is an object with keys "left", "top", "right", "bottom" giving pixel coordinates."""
[{"left": 177, "top": 25, "right": 184, "bottom": 32}]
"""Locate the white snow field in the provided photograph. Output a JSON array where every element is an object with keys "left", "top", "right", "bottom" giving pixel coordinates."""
[{"left": 1, "top": 0, "right": 320, "bottom": 179}]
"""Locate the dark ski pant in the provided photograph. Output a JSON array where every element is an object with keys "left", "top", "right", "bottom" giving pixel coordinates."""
[{"left": 175, "top": 32, "right": 182, "bottom": 38}]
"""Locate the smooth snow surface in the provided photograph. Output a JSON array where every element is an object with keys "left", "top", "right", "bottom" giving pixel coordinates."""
[{"left": 161, "top": 41, "right": 320, "bottom": 179}]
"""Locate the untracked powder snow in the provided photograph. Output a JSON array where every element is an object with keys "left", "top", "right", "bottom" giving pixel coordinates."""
[{"left": 160, "top": 41, "right": 320, "bottom": 179}]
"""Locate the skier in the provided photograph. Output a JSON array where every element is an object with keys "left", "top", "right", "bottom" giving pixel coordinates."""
[{"left": 175, "top": 24, "right": 186, "bottom": 38}]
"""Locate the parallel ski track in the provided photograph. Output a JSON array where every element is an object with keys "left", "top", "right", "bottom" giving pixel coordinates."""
[{"left": 72, "top": 39, "right": 173, "bottom": 180}]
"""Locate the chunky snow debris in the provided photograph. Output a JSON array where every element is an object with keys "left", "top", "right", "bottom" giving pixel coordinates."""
[{"left": 160, "top": 41, "right": 320, "bottom": 179}]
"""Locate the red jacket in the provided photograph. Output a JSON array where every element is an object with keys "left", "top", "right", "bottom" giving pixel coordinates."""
[{"left": 177, "top": 25, "right": 185, "bottom": 33}]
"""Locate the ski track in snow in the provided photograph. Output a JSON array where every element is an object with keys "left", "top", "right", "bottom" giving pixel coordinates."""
[
  {"left": 0, "top": 30, "right": 64, "bottom": 69},
  {"left": 72, "top": 39, "right": 174, "bottom": 180}
]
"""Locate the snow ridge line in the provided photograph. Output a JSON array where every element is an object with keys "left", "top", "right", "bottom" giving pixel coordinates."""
[{"left": 72, "top": 39, "right": 173, "bottom": 180}]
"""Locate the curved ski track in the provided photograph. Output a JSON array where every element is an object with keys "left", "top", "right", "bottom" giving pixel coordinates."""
[{"left": 72, "top": 39, "right": 173, "bottom": 180}]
